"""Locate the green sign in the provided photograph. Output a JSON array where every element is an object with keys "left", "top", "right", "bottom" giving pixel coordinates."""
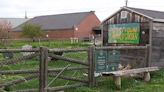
[
  {"left": 95, "top": 50, "right": 107, "bottom": 73},
  {"left": 95, "top": 50, "right": 120, "bottom": 73},
  {"left": 106, "top": 50, "right": 120, "bottom": 72},
  {"left": 108, "top": 23, "right": 140, "bottom": 44}
]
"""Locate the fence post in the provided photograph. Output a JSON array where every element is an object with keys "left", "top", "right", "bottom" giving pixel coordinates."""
[
  {"left": 88, "top": 46, "right": 95, "bottom": 87},
  {"left": 145, "top": 45, "right": 150, "bottom": 67},
  {"left": 39, "top": 47, "right": 48, "bottom": 92}
]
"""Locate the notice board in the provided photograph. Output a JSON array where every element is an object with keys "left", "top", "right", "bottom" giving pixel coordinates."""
[
  {"left": 95, "top": 50, "right": 120, "bottom": 73},
  {"left": 108, "top": 23, "right": 140, "bottom": 44}
]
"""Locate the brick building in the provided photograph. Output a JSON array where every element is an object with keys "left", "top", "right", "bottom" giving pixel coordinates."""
[{"left": 13, "top": 11, "right": 100, "bottom": 40}]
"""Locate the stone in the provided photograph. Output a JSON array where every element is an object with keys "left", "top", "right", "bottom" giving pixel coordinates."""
[{"left": 22, "top": 45, "right": 34, "bottom": 56}]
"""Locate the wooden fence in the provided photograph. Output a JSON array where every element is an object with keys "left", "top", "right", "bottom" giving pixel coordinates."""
[
  {"left": 0, "top": 47, "right": 95, "bottom": 92},
  {"left": 0, "top": 45, "right": 149, "bottom": 92}
]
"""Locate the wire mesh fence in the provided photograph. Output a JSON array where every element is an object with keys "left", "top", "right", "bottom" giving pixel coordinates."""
[{"left": 0, "top": 49, "right": 39, "bottom": 91}]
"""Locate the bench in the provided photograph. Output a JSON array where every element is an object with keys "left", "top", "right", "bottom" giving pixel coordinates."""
[{"left": 102, "top": 67, "right": 159, "bottom": 89}]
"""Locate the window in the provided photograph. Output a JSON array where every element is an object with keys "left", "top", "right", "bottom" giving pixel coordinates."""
[
  {"left": 121, "top": 11, "right": 128, "bottom": 19},
  {"left": 121, "top": 11, "right": 128, "bottom": 23}
]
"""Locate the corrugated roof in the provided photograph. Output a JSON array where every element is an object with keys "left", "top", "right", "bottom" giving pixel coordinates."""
[
  {"left": 0, "top": 18, "right": 29, "bottom": 28},
  {"left": 103, "top": 7, "right": 164, "bottom": 23},
  {"left": 126, "top": 7, "right": 164, "bottom": 19},
  {"left": 14, "top": 11, "right": 94, "bottom": 31}
]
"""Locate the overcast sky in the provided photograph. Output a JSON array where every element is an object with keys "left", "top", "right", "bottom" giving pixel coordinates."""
[{"left": 0, "top": 0, "right": 164, "bottom": 21}]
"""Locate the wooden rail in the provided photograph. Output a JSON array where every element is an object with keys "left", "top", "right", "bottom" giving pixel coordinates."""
[
  {"left": 0, "top": 53, "right": 39, "bottom": 66},
  {"left": 0, "top": 67, "right": 88, "bottom": 75},
  {"left": 49, "top": 53, "right": 88, "bottom": 66},
  {"left": 95, "top": 46, "right": 148, "bottom": 50},
  {"left": 0, "top": 75, "right": 38, "bottom": 88},
  {"left": 0, "top": 49, "right": 39, "bottom": 53},
  {"left": 49, "top": 74, "right": 88, "bottom": 83},
  {"left": 102, "top": 67, "right": 159, "bottom": 89},
  {"left": 49, "top": 48, "right": 87, "bottom": 52}
]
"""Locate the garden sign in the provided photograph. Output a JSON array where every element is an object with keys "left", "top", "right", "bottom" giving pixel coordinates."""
[
  {"left": 95, "top": 50, "right": 120, "bottom": 73},
  {"left": 108, "top": 23, "right": 140, "bottom": 44}
]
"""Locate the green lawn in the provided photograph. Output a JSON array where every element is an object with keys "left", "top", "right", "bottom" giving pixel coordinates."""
[
  {"left": 1, "top": 40, "right": 89, "bottom": 49},
  {"left": 0, "top": 40, "right": 164, "bottom": 92}
]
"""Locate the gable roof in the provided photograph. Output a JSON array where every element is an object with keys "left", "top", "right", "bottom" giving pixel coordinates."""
[
  {"left": 0, "top": 18, "right": 29, "bottom": 28},
  {"left": 103, "top": 7, "right": 164, "bottom": 23},
  {"left": 125, "top": 7, "right": 164, "bottom": 22},
  {"left": 14, "top": 11, "right": 95, "bottom": 31}
]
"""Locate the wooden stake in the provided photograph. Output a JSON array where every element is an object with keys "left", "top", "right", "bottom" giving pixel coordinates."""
[
  {"left": 39, "top": 47, "right": 48, "bottom": 92},
  {"left": 143, "top": 72, "right": 150, "bottom": 82},
  {"left": 113, "top": 76, "right": 121, "bottom": 89}
]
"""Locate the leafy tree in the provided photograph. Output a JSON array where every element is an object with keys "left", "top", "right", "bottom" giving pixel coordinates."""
[
  {"left": 0, "top": 21, "right": 11, "bottom": 47},
  {"left": 21, "top": 24, "right": 43, "bottom": 41}
]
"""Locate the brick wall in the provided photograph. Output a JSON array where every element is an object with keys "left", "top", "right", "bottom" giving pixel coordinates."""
[
  {"left": 75, "top": 12, "right": 101, "bottom": 39},
  {"left": 44, "top": 29, "right": 74, "bottom": 39},
  {"left": 11, "top": 29, "right": 74, "bottom": 39},
  {"left": 11, "top": 31, "right": 23, "bottom": 38}
]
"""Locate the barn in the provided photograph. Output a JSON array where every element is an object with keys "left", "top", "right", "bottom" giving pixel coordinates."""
[
  {"left": 102, "top": 7, "right": 164, "bottom": 68},
  {"left": 12, "top": 11, "right": 100, "bottom": 40}
]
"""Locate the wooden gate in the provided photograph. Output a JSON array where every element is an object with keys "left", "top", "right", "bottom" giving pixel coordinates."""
[{"left": 0, "top": 47, "right": 95, "bottom": 92}]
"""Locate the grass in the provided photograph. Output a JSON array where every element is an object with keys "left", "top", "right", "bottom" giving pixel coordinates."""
[
  {"left": 1, "top": 40, "right": 90, "bottom": 49},
  {"left": 0, "top": 40, "right": 164, "bottom": 92},
  {"left": 68, "top": 70, "right": 164, "bottom": 92}
]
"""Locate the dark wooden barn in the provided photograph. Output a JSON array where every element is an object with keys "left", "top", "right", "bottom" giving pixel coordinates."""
[{"left": 102, "top": 7, "right": 164, "bottom": 68}]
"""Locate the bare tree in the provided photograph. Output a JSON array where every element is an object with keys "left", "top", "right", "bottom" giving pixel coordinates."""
[{"left": 0, "top": 21, "right": 12, "bottom": 47}]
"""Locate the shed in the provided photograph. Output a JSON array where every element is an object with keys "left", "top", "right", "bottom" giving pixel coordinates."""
[{"left": 102, "top": 7, "right": 164, "bottom": 68}]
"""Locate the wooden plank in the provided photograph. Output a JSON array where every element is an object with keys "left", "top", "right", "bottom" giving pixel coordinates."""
[
  {"left": 121, "top": 55, "right": 145, "bottom": 60},
  {"left": 145, "top": 45, "right": 149, "bottom": 67},
  {"left": 48, "top": 67, "right": 88, "bottom": 72},
  {"left": 0, "top": 49, "right": 39, "bottom": 53},
  {"left": 95, "top": 46, "right": 147, "bottom": 50},
  {"left": 12, "top": 89, "right": 38, "bottom": 92},
  {"left": 88, "top": 46, "right": 96, "bottom": 87},
  {"left": 148, "top": 21, "right": 153, "bottom": 67},
  {"left": 0, "top": 74, "right": 38, "bottom": 88},
  {"left": 102, "top": 67, "right": 159, "bottom": 76},
  {"left": 0, "top": 53, "right": 39, "bottom": 66},
  {"left": 49, "top": 54, "right": 88, "bottom": 66},
  {"left": 49, "top": 48, "right": 87, "bottom": 52},
  {"left": 0, "top": 67, "right": 88, "bottom": 75},
  {"left": 49, "top": 74, "right": 88, "bottom": 83},
  {"left": 39, "top": 47, "right": 48, "bottom": 92}
]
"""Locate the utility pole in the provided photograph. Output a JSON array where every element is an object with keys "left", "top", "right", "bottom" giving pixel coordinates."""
[{"left": 125, "top": 0, "right": 128, "bottom": 7}]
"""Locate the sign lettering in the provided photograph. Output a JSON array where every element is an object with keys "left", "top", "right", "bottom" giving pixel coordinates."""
[{"left": 108, "top": 23, "right": 140, "bottom": 44}]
